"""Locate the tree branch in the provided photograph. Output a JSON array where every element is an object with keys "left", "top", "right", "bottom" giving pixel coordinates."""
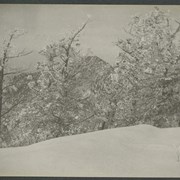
[
  {"left": 116, "top": 42, "right": 139, "bottom": 62},
  {"left": 1, "top": 98, "right": 24, "bottom": 118},
  {"left": 2, "top": 33, "right": 15, "bottom": 65},
  {"left": 64, "top": 114, "right": 95, "bottom": 129},
  {"left": 171, "top": 20, "right": 180, "bottom": 39},
  {"left": 64, "top": 21, "right": 88, "bottom": 67},
  {"left": 50, "top": 109, "right": 61, "bottom": 120},
  {"left": 4, "top": 68, "right": 28, "bottom": 76},
  {"left": 7, "top": 50, "right": 33, "bottom": 59}
]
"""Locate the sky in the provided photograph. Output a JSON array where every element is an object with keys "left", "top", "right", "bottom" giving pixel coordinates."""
[{"left": 0, "top": 5, "right": 180, "bottom": 70}]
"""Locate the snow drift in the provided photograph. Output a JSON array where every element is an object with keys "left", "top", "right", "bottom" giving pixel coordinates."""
[{"left": 0, "top": 124, "right": 180, "bottom": 177}]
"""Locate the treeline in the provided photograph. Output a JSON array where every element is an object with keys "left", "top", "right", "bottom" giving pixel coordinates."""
[{"left": 0, "top": 7, "right": 180, "bottom": 147}]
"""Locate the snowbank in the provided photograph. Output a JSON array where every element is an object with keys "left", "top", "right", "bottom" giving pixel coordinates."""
[{"left": 0, "top": 124, "right": 180, "bottom": 177}]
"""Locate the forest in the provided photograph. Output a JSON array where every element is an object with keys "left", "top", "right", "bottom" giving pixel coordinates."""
[{"left": 0, "top": 7, "right": 180, "bottom": 148}]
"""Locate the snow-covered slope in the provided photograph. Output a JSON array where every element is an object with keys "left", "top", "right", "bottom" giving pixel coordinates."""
[{"left": 0, "top": 125, "right": 180, "bottom": 177}]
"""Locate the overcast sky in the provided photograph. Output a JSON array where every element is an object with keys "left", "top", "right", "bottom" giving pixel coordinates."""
[{"left": 0, "top": 5, "right": 180, "bottom": 70}]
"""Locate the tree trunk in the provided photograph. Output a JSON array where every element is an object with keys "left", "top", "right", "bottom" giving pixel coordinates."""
[
  {"left": 178, "top": 116, "right": 180, "bottom": 127},
  {"left": 0, "top": 67, "right": 4, "bottom": 132},
  {"left": 101, "top": 121, "right": 106, "bottom": 130},
  {"left": 104, "top": 100, "right": 117, "bottom": 129}
]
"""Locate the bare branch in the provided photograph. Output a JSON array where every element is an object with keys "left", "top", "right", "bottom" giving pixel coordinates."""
[
  {"left": 2, "top": 33, "right": 15, "bottom": 65},
  {"left": 1, "top": 98, "right": 24, "bottom": 118},
  {"left": 7, "top": 50, "right": 33, "bottom": 59},
  {"left": 50, "top": 109, "right": 61, "bottom": 120},
  {"left": 69, "top": 69, "right": 82, "bottom": 80},
  {"left": 68, "top": 21, "right": 88, "bottom": 50},
  {"left": 4, "top": 68, "right": 28, "bottom": 76},
  {"left": 116, "top": 42, "right": 139, "bottom": 63},
  {"left": 2, "top": 83, "right": 16, "bottom": 91},
  {"left": 123, "top": 27, "right": 139, "bottom": 38},
  {"left": 171, "top": 20, "right": 180, "bottom": 39},
  {"left": 64, "top": 21, "right": 88, "bottom": 67},
  {"left": 64, "top": 114, "right": 95, "bottom": 129},
  {"left": 50, "top": 109, "right": 66, "bottom": 125}
]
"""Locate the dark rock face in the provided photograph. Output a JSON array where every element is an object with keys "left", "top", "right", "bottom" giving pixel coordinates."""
[
  {"left": 74, "top": 56, "right": 117, "bottom": 130},
  {"left": 76, "top": 56, "right": 113, "bottom": 91}
]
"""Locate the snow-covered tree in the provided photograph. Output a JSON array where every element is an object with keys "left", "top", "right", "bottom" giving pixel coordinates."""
[
  {"left": 27, "top": 21, "right": 95, "bottom": 137},
  {"left": 116, "top": 7, "right": 180, "bottom": 127},
  {"left": 0, "top": 29, "right": 32, "bottom": 137}
]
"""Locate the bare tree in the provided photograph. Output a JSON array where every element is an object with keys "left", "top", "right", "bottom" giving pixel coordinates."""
[{"left": 0, "top": 29, "right": 32, "bottom": 133}]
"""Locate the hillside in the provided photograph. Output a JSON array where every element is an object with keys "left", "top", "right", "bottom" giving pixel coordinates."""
[
  {"left": 1, "top": 55, "right": 114, "bottom": 148},
  {"left": 76, "top": 55, "right": 113, "bottom": 87},
  {"left": 0, "top": 125, "right": 180, "bottom": 177}
]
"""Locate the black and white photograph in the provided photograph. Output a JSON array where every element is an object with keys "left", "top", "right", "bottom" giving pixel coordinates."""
[{"left": 0, "top": 4, "right": 180, "bottom": 177}]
